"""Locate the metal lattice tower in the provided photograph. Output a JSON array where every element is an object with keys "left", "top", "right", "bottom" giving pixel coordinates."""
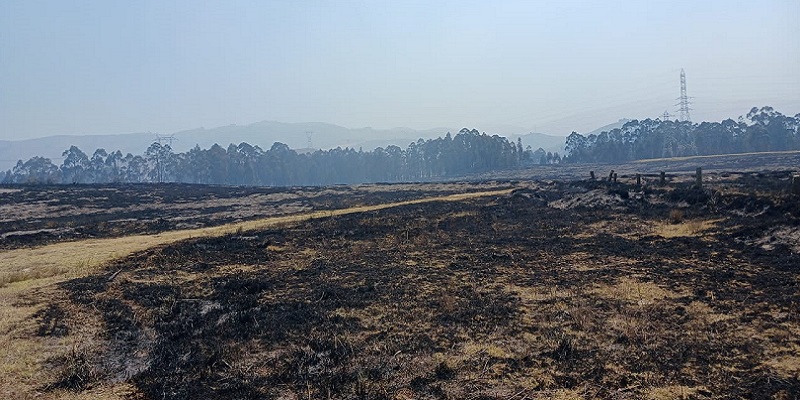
[
  {"left": 677, "top": 68, "right": 692, "bottom": 122},
  {"left": 661, "top": 110, "right": 672, "bottom": 121},
  {"left": 306, "top": 131, "right": 313, "bottom": 149},
  {"left": 155, "top": 134, "right": 177, "bottom": 147}
]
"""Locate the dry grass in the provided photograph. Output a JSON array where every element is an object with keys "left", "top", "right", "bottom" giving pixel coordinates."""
[
  {"left": 0, "top": 286, "right": 136, "bottom": 400},
  {"left": 762, "top": 354, "right": 800, "bottom": 379},
  {"left": 0, "top": 188, "right": 513, "bottom": 398},
  {"left": 669, "top": 208, "right": 685, "bottom": 223},
  {"left": 573, "top": 218, "right": 653, "bottom": 240},
  {"left": 645, "top": 385, "right": 708, "bottom": 400},
  {"left": 590, "top": 277, "right": 682, "bottom": 306},
  {"left": 652, "top": 218, "right": 723, "bottom": 238},
  {"left": 0, "top": 188, "right": 512, "bottom": 293}
]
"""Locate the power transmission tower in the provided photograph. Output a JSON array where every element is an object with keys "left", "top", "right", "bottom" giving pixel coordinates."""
[
  {"left": 306, "top": 131, "right": 313, "bottom": 149},
  {"left": 676, "top": 68, "right": 692, "bottom": 122},
  {"left": 155, "top": 134, "right": 177, "bottom": 147},
  {"left": 661, "top": 110, "right": 672, "bottom": 121}
]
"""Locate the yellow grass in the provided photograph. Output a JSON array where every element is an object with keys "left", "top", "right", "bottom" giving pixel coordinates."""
[
  {"left": 652, "top": 218, "right": 723, "bottom": 238},
  {"left": 590, "top": 277, "right": 681, "bottom": 306},
  {"left": 645, "top": 385, "right": 708, "bottom": 400},
  {"left": 461, "top": 343, "right": 510, "bottom": 359}
]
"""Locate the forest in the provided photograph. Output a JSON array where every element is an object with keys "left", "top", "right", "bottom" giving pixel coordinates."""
[
  {"left": 1, "top": 129, "right": 542, "bottom": 186},
  {"left": 4, "top": 107, "right": 798, "bottom": 186},
  {"left": 564, "top": 107, "right": 800, "bottom": 163}
]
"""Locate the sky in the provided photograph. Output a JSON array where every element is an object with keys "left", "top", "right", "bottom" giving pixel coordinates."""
[{"left": 1, "top": 0, "right": 798, "bottom": 140}]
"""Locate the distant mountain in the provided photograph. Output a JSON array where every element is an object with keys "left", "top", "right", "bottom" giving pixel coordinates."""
[
  {"left": 0, "top": 120, "right": 589, "bottom": 171},
  {"left": 0, "top": 122, "right": 452, "bottom": 171},
  {"left": 0, "top": 133, "right": 154, "bottom": 172},
  {"left": 473, "top": 123, "right": 530, "bottom": 136},
  {"left": 585, "top": 119, "right": 633, "bottom": 135},
  {"left": 172, "top": 122, "right": 452, "bottom": 152},
  {"left": 500, "top": 120, "right": 637, "bottom": 155},
  {"left": 507, "top": 132, "right": 567, "bottom": 154}
]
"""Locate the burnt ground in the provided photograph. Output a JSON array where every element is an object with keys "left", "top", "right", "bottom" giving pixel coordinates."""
[
  {"left": 471, "top": 150, "right": 800, "bottom": 182},
  {"left": 0, "top": 181, "right": 507, "bottom": 250},
  {"left": 26, "top": 170, "right": 800, "bottom": 399}
]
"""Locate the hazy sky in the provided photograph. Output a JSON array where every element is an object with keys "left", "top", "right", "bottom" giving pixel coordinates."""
[{"left": 1, "top": 0, "right": 798, "bottom": 140}]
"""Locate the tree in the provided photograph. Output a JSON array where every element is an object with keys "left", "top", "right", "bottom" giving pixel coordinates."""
[
  {"left": 88, "top": 148, "right": 109, "bottom": 183},
  {"left": 565, "top": 107, "right": 799, "bottom": 163},
  {"left": 145, "top": 143, "right": 176, "bottom": 183},
  {"left": 61, "top": 146, "right": 89, "bottom": 183},
  {"left": 12, "top": 157, "right": 60, "bottom": 183}
]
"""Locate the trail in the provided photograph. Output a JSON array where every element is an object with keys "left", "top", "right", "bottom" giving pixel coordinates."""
[{"left": 0, "top": 188, "right": 513, "bottom": 292}]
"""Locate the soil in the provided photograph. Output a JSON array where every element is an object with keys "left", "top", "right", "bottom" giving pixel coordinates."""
[{"left": 17, "top": 168, "right": 800, "bottom": 399}]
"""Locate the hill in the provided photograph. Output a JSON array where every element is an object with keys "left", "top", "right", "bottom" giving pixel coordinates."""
[
  {"left": 0, "top": 133, "right": 153, "bottom": 172},
  {"left": 585, "top": 118, "right": 632, "bottom": 135},
  {"left": 508, "top": 132, "right": 566, "bottom": 154}
]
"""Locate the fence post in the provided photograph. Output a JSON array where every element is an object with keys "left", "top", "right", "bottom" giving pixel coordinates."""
[{"left": 695, "top": 167, "right": 703, "bottom": 188}]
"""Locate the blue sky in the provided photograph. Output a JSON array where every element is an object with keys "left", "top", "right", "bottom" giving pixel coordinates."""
[{"left": 1, "top": 0, "right": 798, "bottom": 139}]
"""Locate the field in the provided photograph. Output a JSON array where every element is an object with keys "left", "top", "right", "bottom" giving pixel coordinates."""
[{"left": 1, "top": 158, "right": 799, "bottom": 399}]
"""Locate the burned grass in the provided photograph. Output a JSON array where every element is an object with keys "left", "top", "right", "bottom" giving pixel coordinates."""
[
  {"left": 0, "top": 182, "right": 507, "bottom": 250},
  {"left": 13, "top": 173, "right": 794, "bottom": 399}
]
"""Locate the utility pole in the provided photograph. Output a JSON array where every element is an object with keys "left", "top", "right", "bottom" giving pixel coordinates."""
[{"left": 677, "top": 68, "right": 692, "bottom": 122}]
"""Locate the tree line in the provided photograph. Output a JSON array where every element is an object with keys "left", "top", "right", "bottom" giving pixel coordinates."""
[
  {"left": 564, "top": 107, "right": 800, "bottom": 163},
  {"left": 2, "top": 129, "right": 549, "bottom": 186}
]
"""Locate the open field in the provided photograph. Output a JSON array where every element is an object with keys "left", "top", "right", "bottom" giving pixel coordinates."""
[
  {"left": 473, "top": 150, "right": 800, "bottom": 182},
  {"left": 1, "top": 159, "right": 799, "bottom": 399},
  {"left": 0, "top": 182, "right": 508, "bottom": 250}
]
